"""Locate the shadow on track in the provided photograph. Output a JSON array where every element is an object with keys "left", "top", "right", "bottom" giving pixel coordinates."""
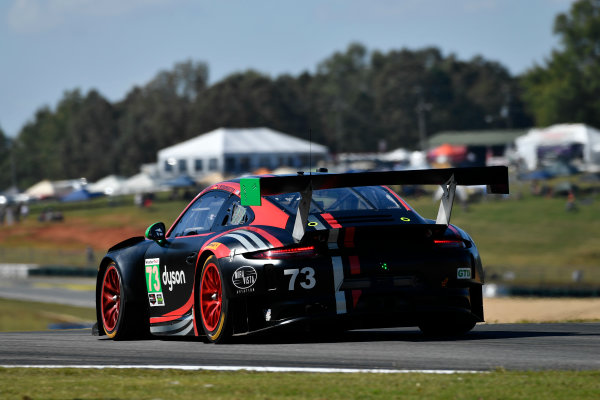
[{"left": 142, "top": 324, "right": 588, "bottom": 345}]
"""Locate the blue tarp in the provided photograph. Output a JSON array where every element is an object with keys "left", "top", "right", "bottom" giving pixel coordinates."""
[
  {"left": 519, "top": 170, "right": 555, "bottom": 180},
  {"left": 163, "top": 175, "right": 196, "bottom": 187},
  {"left": 61, "top": 189, "right": 104, "bottom": 202}
]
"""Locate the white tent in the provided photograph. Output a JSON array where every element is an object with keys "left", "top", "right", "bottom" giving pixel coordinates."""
[
  {"left": 25, "top": 179, "right": 83, "bottom": 199},
  {"left": 380, "top": 148, "right": 410, "bottom": 162},
  {"left": 25, "top": 180, "right": 56, "bottom": 199},
  {"left": 121, "top": 173, "right": 161, "bottom": 194},
  {"left": 87, "top": 175, "right": 127, "bottom": 195},
  {"left": 515, "top": 124, "right": 600, "bottom": 171},
  {"left": 157, "top": 127, "right": 329, "bottom": 178}
]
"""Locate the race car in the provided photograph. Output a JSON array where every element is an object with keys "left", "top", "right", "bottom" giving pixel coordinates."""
[{"left": 96, "top": 166, "right": 508, "bottom": 342}]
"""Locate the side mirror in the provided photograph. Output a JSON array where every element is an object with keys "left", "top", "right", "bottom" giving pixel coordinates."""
[{"left": 145, "top": 222, "right": 166, "bottom": 243}]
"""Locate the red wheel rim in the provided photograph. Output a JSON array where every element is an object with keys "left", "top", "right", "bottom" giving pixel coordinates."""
[
  {"left": 200, "top": 262, "right": 222, "bottom": 331},
  {"left": 101, "top": 265, "right": 121, "bottom": 332}
]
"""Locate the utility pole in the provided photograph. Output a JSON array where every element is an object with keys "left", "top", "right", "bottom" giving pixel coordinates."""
[
  {"left": 415, "top": 86, "right": 432, "bottom": 151},
  {"left": 501, "top": 84, "right": 513, "bottom": 129},
  {"left": 8, "top": 138, "right": 17, "bottom": 190}
]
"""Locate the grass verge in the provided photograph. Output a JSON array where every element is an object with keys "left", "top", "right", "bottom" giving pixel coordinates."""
[
  {"left": 0, "top": 298, "right": 95, "bottom": 332},
  {"left": 0, "top": 368, "right": 599, "bottom": 399}
]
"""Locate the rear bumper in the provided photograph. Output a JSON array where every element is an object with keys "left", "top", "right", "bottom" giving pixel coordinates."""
[
  {"left": 224, "top": 243, "right": 484, "bottom": 335},
  {"left": 231, "top": 284, "right": 484, "bottom": 335}
]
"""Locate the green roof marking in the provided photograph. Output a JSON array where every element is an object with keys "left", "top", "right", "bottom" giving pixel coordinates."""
[{"left": 240, "top": 178, "right": 261, "bottom": 206}]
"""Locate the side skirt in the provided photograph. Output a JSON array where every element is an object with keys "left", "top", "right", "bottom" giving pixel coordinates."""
[{"left": 150, "top": 310, "right": 195, "bottom": 336}]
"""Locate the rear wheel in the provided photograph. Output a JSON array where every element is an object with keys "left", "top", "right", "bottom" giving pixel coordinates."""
[{"left": 198, "top": 256, "right": 231, "bottom": 343}]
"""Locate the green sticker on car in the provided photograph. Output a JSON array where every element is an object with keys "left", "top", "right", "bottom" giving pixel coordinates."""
[
  {"left": 240, "top": 177, "right": 261, "bottom": 206},
  {"left": 145, "top": 258, "right": 165, "bottom": 307}
]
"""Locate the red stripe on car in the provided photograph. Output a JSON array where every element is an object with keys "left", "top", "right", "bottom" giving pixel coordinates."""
[
  {"left": 352, "top": 289, "right": 362, "bottom": 308},
  {"left": 383, "top": 186, "right": 412, "bottom": 211},
  {"left": 349, "top": 255, "right": 360, "bottom": 275},
  {"left": 152, "top": 296, "right": 194, "bottom": 322},
  {"left": 344, "top": 227, "right": 356, "bottom": 248},
  {"left": 322, "top": 213, "right": 342, "bottom": 229}
]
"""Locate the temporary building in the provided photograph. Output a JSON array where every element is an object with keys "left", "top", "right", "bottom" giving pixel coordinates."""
[
  {"left": 157, "top": 127, "right": 329, "bottom": 179},
  {"left": 121, "top": 173, "right": 161, "bottom": 194},
  {"left": 25, "top": 179, "right": 85, "bottom": 199},
  {"left": 427, "top": 143, "right": 468, "bottom": 164},
  {"left": 87, "top": 175, "right": 127, "bottom": 196},
  {"left": 428, "top": 129, "right": 526, "bottom": 167},
  {"left": 25, "top": 180, "right": 56, "bottom": 199},
  {"left": 380, "top": 148, "right": 410, "bottom": 162},
  {"left": 515, "top": 124, "right": 600, "bottom": 171}
]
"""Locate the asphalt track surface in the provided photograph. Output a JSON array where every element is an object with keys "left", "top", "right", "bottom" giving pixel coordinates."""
[
  {"left": 0, "top": 276, "right": 95, "bottom": 308},
  {"left": 1, "top": 323, "right": 599, "bottom": 371}
]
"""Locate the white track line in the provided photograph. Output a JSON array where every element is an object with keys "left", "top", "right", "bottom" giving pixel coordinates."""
[{"left": 0, "top": 365, "right": 484, "bottom": 374}]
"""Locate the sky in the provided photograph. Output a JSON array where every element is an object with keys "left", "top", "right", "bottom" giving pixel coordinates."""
[{"left": 0, "top": 0, "right": 576, "bottom": 138}]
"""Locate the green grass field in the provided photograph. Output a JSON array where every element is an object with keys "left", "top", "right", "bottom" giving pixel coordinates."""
[
  {"left": 0, "top": 368, "right": 598, "bottom": 399},
  {"left": 0, "top": 298, "right": 95, "bottom": 332},
  {"left": 1, "top": 178, "right": 599, "bottom": 285}
]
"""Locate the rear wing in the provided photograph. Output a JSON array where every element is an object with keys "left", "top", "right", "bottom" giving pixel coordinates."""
[{"left": 240, "top": 166, "right": 509, "bottom": 242}]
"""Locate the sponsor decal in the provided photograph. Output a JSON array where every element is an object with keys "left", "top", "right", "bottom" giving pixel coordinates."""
[
  {"left": 145, "top": 258, "right": 165, "bottom": 307},
  {"left": 457, "top": 268, "right": 472, "bottom": 279},
  {"left": 162, "top": 266, "right": 186, "bottom": 291},
  {"left": 215, "top": 184, "right": 236, "bottom": 193},
  {"left": 232, "top": 266, "right": 257, "bottom": 294},
  {"left": 205, "top": 242, "right": 221, "bottom": 251}
]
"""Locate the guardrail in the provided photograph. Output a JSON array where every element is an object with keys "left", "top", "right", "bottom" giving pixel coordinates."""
[{"left": 0, "top": 264, "right": 96, "bottom": 278}]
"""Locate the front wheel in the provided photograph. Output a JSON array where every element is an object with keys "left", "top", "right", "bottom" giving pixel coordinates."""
[
  {"left": 198, "top": 256, "right": 231, "bottom": 343},
  {"left": 100, "top": 262, "right": 147, "bottom": 340},
  {"left": 101, "top": 263, "right": 126, "bottom": 339}
]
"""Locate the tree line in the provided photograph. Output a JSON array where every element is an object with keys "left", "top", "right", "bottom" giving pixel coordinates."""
[{"left": 0, "top": 0, "right": 597, "bottom": 190}]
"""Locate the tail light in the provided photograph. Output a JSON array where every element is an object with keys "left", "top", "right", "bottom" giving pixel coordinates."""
[
  {"left": 246, "top": 245, "right": 318, "bottom": 260},
  {"left": 433, "top": 239, "right": 466, "bottom": 248}
]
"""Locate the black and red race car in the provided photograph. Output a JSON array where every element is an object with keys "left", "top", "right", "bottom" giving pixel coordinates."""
[{"left": 96, "top": 166, "right": 508, "bottom": 342}]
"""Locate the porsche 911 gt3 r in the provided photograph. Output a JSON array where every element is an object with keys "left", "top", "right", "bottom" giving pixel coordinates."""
[{"left": 95, "top": 166, "right": 508, "bottom": 342}]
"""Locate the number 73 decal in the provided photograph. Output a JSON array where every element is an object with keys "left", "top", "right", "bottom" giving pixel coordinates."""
[{"left": 284, "top": 267, "right": 316, "bottom": 290}]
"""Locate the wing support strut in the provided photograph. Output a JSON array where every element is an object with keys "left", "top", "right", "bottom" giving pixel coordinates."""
[
  {"left": 435, "top": 174, "right": 456, "bottom": 226},
  {"left": 292, "top": 184, "right": 312, "bottom": 242}
]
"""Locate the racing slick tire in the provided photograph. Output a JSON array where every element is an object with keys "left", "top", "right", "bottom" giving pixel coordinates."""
[
  {"left": 198, "top": 256, "right": 232, "bottom": 344},
  {"left": 100, "top": 262, "right": 147, "bottom": 340}
]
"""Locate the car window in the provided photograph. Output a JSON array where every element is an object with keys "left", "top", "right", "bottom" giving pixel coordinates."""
[
  {"left": 219, "top": 198, "right": 252, "bottom": 227},
  {"left": 353, "top": 186, "right": 402, "bottom": 210},
  {"left": 267, "top": 186, "right": 404, "bottom": 214},
  {"left": 170, "top": 191, "right": 229, "bottom": 237}
]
